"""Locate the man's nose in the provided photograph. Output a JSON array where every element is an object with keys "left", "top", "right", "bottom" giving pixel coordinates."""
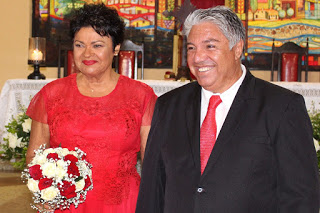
[{"left": 193, "top": 48, "right": 207, "bottom": 63}]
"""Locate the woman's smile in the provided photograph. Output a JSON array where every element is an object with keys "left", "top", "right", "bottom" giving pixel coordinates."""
[{"left": 82, "top": 60, "right": 97, "bottom": 66}]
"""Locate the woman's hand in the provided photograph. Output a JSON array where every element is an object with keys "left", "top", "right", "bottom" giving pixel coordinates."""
[{"left": 36, "top": 203, "right": 55, "bottom": 213}]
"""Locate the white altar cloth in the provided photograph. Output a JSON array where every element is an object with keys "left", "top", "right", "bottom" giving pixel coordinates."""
[
  {"left": 0, "top": 79, "right": 188, "bottom": 142},
  {"left": 1, "top": 79, "right": 320, "bottom": 144},
  {"left": 272, "top": 82, "right": 320, "bottom": 112}
]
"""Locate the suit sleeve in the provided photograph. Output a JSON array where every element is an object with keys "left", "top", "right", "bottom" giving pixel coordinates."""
[
  {"left": 136, "top": 100, "right": 166, "bottom": 213},
  {"left": 275, "top": 94, "right": 320, "bottom": 212}
]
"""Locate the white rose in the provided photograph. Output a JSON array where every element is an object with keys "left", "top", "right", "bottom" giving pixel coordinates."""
[
  {"left": 56, "top": 148, "right": 70, "bottom": 157},
  {"left": 27, "top": 178, "right": 39, "bottom": 193},
  {"left": 16, "top": 137, "right": 23, "bottom": 148},
  {"left": 75, "top": 178, "right": 85, "bottom": 192},
  {"left": 314, "top": 138, "right": 320, "bottom": 152},
  {"left": 31, "top": 153, "right": 47, "bottom": 165},
  {"left": 55, "top": 165, "right": 67, "bottom": 181},
  {"left": 43, "top": 148, "right": 55, "bottom": 156},
  {"left": 57, "top": 159, "right": 67, "bottom": 168},
  {"left": 41, "top": 186, "right": 59, "bottom": 201},
  {"left": 53, "top": 147, "right": 62, "bottom": 153},
  {"left": 8, "top": 133, "right": 22, "bottom": 149},
  {"left": 69, "top": 151, "right": 78, "bottom": 158},
  {"left": 42, "top": 162, "right": 57, "bottom": 178},
  {"left": 22, "top": 118, "right": 32, "bottom": 132}
]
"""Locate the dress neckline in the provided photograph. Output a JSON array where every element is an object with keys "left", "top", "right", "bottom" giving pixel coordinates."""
[{"left": 71, "top": 73, "right": 122, "bottom": 99}]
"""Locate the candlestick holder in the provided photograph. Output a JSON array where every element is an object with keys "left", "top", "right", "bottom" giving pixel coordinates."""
[{"left": 28, "top": 37, "right": 46, "bottom": 79}]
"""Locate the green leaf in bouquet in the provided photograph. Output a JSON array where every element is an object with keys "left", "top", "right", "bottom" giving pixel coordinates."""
[{"left": 75, "top": 176, "right": 83, "bottom": 182}]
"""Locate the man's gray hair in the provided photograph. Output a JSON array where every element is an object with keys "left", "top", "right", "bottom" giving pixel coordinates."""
[{"left": 183, "top": 6, "right": 246, "bottom": 50}]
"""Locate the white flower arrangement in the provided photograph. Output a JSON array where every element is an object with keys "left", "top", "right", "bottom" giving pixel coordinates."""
[
  {"left": 0, "top": 107, "right": 31, "bottom": 170},
  {"left": 21, "top": 145, "right": 93, "bottom": 212},
  {"left": 314, "top": 138, "right": 320, "bottom": 152},
  {"left": 309, "top": 103, "right": 320, "bottom": 169}
]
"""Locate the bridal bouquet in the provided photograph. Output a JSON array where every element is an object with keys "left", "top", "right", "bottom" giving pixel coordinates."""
[{"left": 21, "top": 145, "right": 93, "bottom": 212}]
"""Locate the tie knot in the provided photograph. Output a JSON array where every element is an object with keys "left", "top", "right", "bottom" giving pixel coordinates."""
[{"left": 208, "top": 95, "right": 222, "bottom": 110}]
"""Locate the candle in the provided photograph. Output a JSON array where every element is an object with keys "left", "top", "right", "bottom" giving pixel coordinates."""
[{"left": 31, "top": 49, "right": 43, "bottom": 61}]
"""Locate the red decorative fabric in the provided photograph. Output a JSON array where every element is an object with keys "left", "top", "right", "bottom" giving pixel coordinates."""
[
  {"left": 200, "top": 95, "right": 222, "bottom": 174},
  {"left": 186, "top": 0, "right": 225, "bottom": 9},
  {"left": 67, "top": 51, "right": 79, "bottom": 76},
  {"left": 26, "top": 74, "right": 157, "bottom": 212},
  {"left": 281, "top": 53, "right": 298, "bottom": 82},
  {"left": 119, "top": 51, "right": 135, "bottom": 79}
]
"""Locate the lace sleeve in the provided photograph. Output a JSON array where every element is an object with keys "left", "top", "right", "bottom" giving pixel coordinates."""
[
  {"left": 26, "top": 89, "right": 48, "bottom": 124},
  {"left": 141, "top": 89, "right": 157, "bottom": 126}
]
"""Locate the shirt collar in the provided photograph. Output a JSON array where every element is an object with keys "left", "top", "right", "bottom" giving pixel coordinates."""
[{"left": 201, "top": 64, "right": 246, "bottom": 107}]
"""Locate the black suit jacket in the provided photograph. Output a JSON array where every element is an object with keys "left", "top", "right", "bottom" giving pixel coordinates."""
[{"left": 136, "top": 71, "right": 319, "bottom": 213}]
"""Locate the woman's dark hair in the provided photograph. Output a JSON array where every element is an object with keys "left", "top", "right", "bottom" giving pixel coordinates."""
[{"left": 69, "top": 3, "right": 125, "bottom": 50}]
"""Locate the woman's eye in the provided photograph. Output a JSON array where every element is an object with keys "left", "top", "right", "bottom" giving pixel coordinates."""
[
  {"left": 94, "top": 44, "right": 103, "bottom": 48},
  {"left": 74, "top": 43, "right": 83, "bottom": 48}
]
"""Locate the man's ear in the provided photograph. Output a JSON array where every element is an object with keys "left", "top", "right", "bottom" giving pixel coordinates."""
[
  {"left": 234, "top": 40, "right": 244, "bottom": 60},
  {"left": 114, "top": 44, "right": 121, "bottom": 56}
]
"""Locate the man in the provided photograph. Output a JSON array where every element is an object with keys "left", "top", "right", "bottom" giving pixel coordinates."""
[{"left": 136, "top": 6, "right": 319, "bottom": 213}]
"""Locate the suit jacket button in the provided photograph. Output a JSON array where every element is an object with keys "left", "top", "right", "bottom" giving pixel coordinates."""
[{"left": 197, "top": 187, "right": 204, "bottom": 193}]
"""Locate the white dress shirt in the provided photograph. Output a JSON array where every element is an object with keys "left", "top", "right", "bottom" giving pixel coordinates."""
[{"left": 200, "top": 64, "right": 247, "bottom": 139}]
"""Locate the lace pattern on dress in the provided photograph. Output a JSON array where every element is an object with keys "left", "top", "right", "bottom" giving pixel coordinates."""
[{"left": 27, "top": 74, "right": 156, "bottom": 207}]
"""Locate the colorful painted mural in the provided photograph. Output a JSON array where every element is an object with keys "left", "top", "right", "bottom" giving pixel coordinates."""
[
  {"left": 225, "top": 0, "right": 320, "bottom": 55},
  {"left": 34, "top": 0, "right": 320, "bottom": 69},
  {"left": 33, "top": 0, "right": 176, "bottom": 68}
]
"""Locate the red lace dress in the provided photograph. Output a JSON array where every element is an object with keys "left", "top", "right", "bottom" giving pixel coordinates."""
[{"left": 26, "top": 74, "right": 157, "bottom": 213}]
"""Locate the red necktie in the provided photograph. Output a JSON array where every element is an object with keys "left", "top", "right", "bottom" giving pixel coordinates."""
[{"left": 200, "top": 95, "right": 222, "bottom": 174}]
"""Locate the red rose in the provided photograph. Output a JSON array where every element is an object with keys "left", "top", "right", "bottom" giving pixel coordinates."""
[
  {"left": 67, "top": 162, "right": 80, "bottom": 177},
  {"left": 38, "top": 178, "right": 53, "bottom": 190},
  {"left": 47, "top": 153, "right": 60, "bottom": 161},
  {"left": 29, "top": 165, "right": 43, "bottom": 180},
  {"left": 58, "top": 181, "right": 77, "bottom": 199},
  {"left": 64, "top": 154, "right": 78, "bottom": 163},
  {"left": 83, "top": 176, "right": 92, "bottom": 191}
]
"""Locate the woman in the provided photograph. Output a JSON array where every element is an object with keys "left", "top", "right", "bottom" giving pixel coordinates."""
[{"left": 26, "top": 4, "right": 157, "bottom": 212}]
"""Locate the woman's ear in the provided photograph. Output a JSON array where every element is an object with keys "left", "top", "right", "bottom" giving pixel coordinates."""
[{"left": 114, "top": 45, "right": 121, "bottom": 56}]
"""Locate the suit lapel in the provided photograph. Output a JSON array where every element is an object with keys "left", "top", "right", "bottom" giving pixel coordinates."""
[
  {"left": 185, "top": 83, "right": 202, "bottom": 171},
  {"left": 202, "top": 71, "right": 256, "bottom": 177}
]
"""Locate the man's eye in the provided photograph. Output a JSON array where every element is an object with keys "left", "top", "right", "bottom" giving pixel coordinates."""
[
  {"left": 94, "top": 44, "right": 103, "bottom": 48},
  {"left": 207, "top": 45, "right": 216, "bottom": 49},
  {"left": 187, "top": 46, "right": 195, "bottom": 51}
]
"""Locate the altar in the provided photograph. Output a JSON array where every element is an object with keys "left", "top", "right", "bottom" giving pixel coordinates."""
[
  {"left": 0, "top": 79, "right": 189, "bottom": 141},
  {"left": 1, "top": 79, "right": 320, "bottom": 143}
]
